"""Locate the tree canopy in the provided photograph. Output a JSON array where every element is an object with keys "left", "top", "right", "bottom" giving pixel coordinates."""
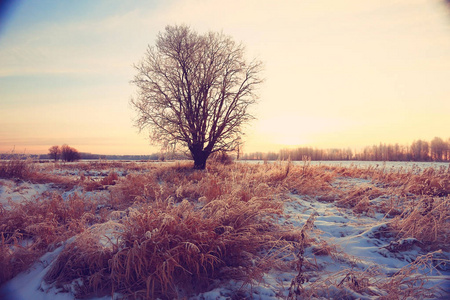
[{"left": 131, "top": 25, "right": 263, "bottom": 169}]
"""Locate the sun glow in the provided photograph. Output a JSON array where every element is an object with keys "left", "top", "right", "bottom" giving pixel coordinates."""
[{"left": 251, "top": 113, "right": 357, "bottom": 151}]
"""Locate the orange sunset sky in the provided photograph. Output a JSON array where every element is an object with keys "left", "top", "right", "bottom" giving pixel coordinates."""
[{"left": 1, "top": 0, "right": 450, "bottom": 155}]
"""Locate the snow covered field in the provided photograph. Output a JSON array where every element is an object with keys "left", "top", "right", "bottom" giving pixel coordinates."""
[{"left": 0, "top": 160, "right": 449, "bottom": 299}]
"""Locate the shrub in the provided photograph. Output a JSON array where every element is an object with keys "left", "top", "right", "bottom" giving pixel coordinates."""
[{"left": 61, "top": 144, "right": 81, "bottom": 162}]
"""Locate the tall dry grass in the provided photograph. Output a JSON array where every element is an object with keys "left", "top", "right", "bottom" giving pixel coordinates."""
[
  {"left": 330, "top": 163, "right": 450, "bottom": 198},
  {"left": 43, "top": 227, "right": 116, "bottom": 298},
  {"left": 390, "top": 196, "right": 450, "bottom": 250},
  {"left": 44, "top": 195, "right": 287, "bottom": 298},
  {"left": 0, "top": 193, "right": 98, "bottom": 285},
  {"left": 0, "top": 154, "right": 34, "bottom": 180}
]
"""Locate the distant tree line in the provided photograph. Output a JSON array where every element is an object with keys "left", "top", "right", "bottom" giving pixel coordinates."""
[
  {"left": 241, "top": 137, "right": 450, "bottom": 162},
  {"left": 2, "top": 147, "right": 190, "bottom": 162},
  {"left": 45, "top": 147, "right": 188, "bottom": 161},
  {"left": 78, "top": 153, "right": 161, "bottom": 161},
  {"left": 47, "top": 146, "right": 163, "bottom": 161}
]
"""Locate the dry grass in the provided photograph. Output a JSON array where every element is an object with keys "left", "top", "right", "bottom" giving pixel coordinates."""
[
  {"left": 321, "top": 164, "right": 450, "bottom": 250},
  {"left": 110, "top": 161, "right": 290, "bottom": 207},
  {"left": 390, "top": 196, "right": 450, "bottom": 250},
  {"left": 37, "top": 162, "right": 296, "bottom": 298},
  {"left": 0, "top": 155, "right": 80, "bottom": 190},
  {"left": 284, "top": 164, "right": 337, "bottom": 198},
  {"left": 0, "top": 230, "right": 39, "bottom": 284},
  {"left": 0, "top": 154, "right": 34, "bottom": 180},
  {"left": 0, "top": 193, "right": 99, "bottom": 285},
  {"left": 43, "top": 225, "right": 118, "bottom": 298},
  {"left": 44, "top": 195, "right": 287, "bottom": 299},
  {"left": 331, "top": 163, "right": 450, "bottom": 198},
  {"left": 2, "top": 160, "right": 449, "bottom": 298},
  {"left": 287, "top": 251, "right": 444, "bottom": 299},
  {"left": 281, "top": 162, "right": 450, "bottom": 299},
  {"left": 287, "top": 212, "right": 318, "bottom": 299},
  {"left": 80, "top": 171, "right": 120, "bottom": 191},
  {"left": 56, "top": 160, "right": 154, "bottom": 172}
]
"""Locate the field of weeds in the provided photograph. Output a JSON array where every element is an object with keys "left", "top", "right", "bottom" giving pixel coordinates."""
[{"left": 0, "top": 158, "right": 449, "bottom": 299}]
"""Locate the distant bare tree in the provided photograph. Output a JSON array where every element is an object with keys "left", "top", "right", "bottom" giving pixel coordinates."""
[
  {"left": 410, "top": 140, "right": 430, "bottom": 161},
  {"left": 446, "top": 138, "right": 450, "bottom": 161},
  {"left": 48, "top": 145, "right": 60, "bottom": 161},
  {"left": 430, "top": 137, "right": 446, "bottom": 161},
  {"left": 61, "top": 144, "right": 80, "bottom": 162},
  {"left": 131, "top": 25, "right": 263, "bottom": 169}
]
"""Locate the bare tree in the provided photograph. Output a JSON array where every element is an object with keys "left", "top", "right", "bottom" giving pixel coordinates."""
[
  {"left": 48, "top": 145, "right": 60, "bottom": 161},
  {"left": 446, "top": 138, "right": 450, "bottom": 161},
  {"left": 61, "top": 144, "right": 80, "bottom": 162},
  {"left": 131, "top": 25, "right": 263, "bottom": 169},
  {"left": 430, "top": 137, "right": 446, "bottom": 161},
  {"left": 410, "top": 140, "right": 430, "bottom": 161}
]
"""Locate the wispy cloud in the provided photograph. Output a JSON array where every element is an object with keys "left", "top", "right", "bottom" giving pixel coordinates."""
[{"left": 0, "top": 5, "right": 165, "bottom": 78}]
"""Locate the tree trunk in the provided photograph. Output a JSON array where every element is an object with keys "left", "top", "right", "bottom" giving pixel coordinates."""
[{"left": 191, "top": 147, "right": 210, "bottom": 170}]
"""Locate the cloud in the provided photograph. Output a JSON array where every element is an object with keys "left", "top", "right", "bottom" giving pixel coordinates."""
[{"left": 0, "top": 5, "right": 165, "bottom": 78}]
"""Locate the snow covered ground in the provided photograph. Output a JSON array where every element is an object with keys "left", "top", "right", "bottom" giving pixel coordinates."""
[{"left": 1, "top": 161, "right": 449, "bottom": 299}]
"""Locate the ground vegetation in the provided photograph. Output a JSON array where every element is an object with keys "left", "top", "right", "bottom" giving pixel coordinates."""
[{"left": 0, "top": 159, "right": 449, "bottom": 299}]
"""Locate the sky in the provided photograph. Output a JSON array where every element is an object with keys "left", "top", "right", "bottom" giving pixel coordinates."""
[{"left": 1, "top": 0, "right": 450, "bottom": 155}]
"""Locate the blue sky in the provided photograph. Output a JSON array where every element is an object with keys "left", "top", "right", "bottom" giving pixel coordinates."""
[{"left": 1, "top": 0, "right": 450, "bottom": 155}]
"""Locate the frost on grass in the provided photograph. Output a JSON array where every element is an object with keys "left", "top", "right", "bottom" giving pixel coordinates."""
[{"left": 0, "top": 160, "right": 449, "bottom": 299}]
